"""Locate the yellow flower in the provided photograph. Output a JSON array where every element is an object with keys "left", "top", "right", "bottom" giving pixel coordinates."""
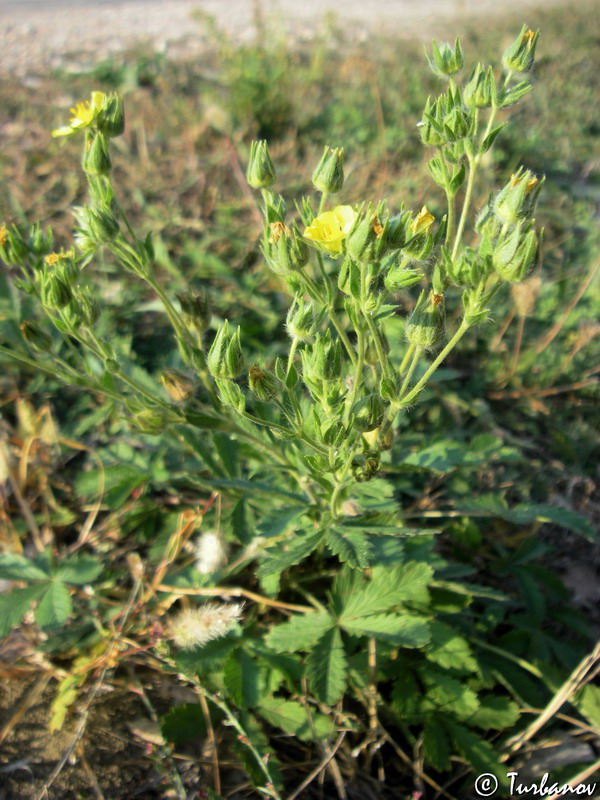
[
  {"left": 411, "top": 206, "right": 435, "bottom": 235},
  {"left": 0, "top": 226, "right": 7, "bottom": 247},
  {"left": 52, "top": 91, "right": 106, "bottom": 138},
  {"left": 304, "top": 205, "right": 356, "bottom": 256}
]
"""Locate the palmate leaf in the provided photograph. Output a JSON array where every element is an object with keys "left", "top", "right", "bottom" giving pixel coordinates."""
[
  {"left": 55, "top": 555, "right": 103, "bottom": 585},
  {"left": 326, "top": 527, "right": 373, "bottom": 568},
  {"left": 256, "top": 529, "right": 324, "bottom": 578},
  {"left": 426, "top": 620, "right": 478, "bottom": 673},
  {"left": 257, "top": 698, "right": 334, "bottom": 741},
  {"left": 340, "top": 561, "right": 433, "bottom": 619},
  {"left": 35, "top": 580, "right": 72, "bottom": 628},
  {"left": 341, "top": 614, "right": 430, "bottom": 647},
  {"left": 469, "top": 695, "right": 521, "bottom": 730},
  {"left": 442, "top": 717, "right": 508, "bottom": 788},
  {"left": 306, "top": 627, "right": 347, "bottom": 704},
  {"left": 0, "top": 552, "right": 49, "bottom": 581},
  {"left": 266, "top": 611, "right": 333, "bottom": 653},
  {"left": 391, "top": 670, "right": 425, "bottom": 721},
  {"left": 0, "top": 584, "right": 48, "bottom": 637},
  {"left": 421, "top": 665, "right": 479, "bottom": 719},
  {"left": 223, "top": 648, "right": 262, "bottom": 709}
]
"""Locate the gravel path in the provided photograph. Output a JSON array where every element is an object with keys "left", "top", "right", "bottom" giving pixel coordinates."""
[{"left": 0, "top": 0, "right": 572, "bottom": 76}]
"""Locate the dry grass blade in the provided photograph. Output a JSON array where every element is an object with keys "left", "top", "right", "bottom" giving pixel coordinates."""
[
  {"left": 286, "top": 731, "right": 347, "bottom": 800},
  {"left": 504, "top": 639, "right": 600, "bottom": 756},
  {"left": 547, "top": 757, "right": 600, "bottom": 800},
  {"left": 0, "top": 671, "right": 53, "bottom": 746}
]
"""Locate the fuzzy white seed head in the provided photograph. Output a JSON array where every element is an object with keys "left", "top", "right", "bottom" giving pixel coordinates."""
[
  {"left": 194, "top": 530, "right": 228, "bottom": 574},
  {"left": 167, "top": 602, "right": 244, "bottom": 650}
]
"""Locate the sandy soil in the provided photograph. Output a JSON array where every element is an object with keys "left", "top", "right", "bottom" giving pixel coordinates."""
[{"left": 0, "top": 0, "right": 573, "bottom": 77}]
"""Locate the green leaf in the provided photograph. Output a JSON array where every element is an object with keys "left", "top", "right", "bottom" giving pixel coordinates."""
[
  {"left": 256, "top": 506, "right": 306, "bottom": 539},
  {"left": 75, "top": 464, "right": 149, "bottom": 497},
  {"left": 266, "top": 611, "right": 333, "bottom": 653},
  {"left": 35, "top": 580, "right": 72, "bottom": 628},
  {"left": 426, "top": 621, "right": 478, "bottom": 673},
  {"left": 341, "top": 614, "right": 430, "bottom": 647},
  {"left": 401, "top": 439, "right": 484, "bottom": 473},
  {"left": 340, "top": 561, "right": 433, "bottom": 619},
  {"left": 257, "top": 530, "right": 324, "bottom": 577},
  {"left": 161, "top": 703, "right": 207, "bottom": 746},
  {"left": 326, "top": 527, "right": 373, "bottom": 568},
  {"left": 55, "top": 555, "right": 103, "bottom": 585},
  {"left": 481, "top": 122, "right": 508, "bottom": 153},
  {"left": 306, "top": 628, "right": 347, "bottom": 704},
  {"left": 391, "top": 670, "right": 424, "bottom": 721},
  {"left": 0, "top": 584, "right": 48, "bottom": 637},
  {"left": 233, "top": 710, "right": 284, "bottom": 791},
  {"left": 422, "top": 666, "right": 479, "bottom": 719},
  {"left": 423, "top": 715, "right": 451, "bottom": 771},
  {"left": 0, "top": 552, "right": 50, "bottom": 581},
  {"left": 0, "top": 553, "right": 49, "bottom": 581},
  {"left": 257, "top": 698, "right": 334, "bottom": 741},
  {"left": 469, "top": 695, "right": 521, "bottom": 730},
  {"left": 223, "top": 649, "right": 262, "bottom": 708},
  {"left": 442, "top": 718, "right": 507, "bottom": 786},
  {"left": 576, "top": 684, "right": 600, "bottom": 731}
]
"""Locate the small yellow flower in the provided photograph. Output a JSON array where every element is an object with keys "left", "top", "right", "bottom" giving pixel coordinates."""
[
  {"left": 0, "top": 226, "right": 7, "bottom": 247},
  {"left": 411, "top": 206, "right": 435, "bottom": 235},
  {"left": 52, "top": 91, "right": 106, "bottom": 138},
  {"left": 523, "top": 28, "right": 536, "bottom": 45},
  {"left": 45, "top": 253, "right": 62, "bottom": 266},
  {"left": 304, "top": 205, "right": 356, "bottom": 256}
]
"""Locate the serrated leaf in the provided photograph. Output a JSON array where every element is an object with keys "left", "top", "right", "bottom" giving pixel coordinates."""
[
  {"left": 326, "top": 527, "right": 373, "bottom": 568},
  {"left": 342, "top": 614, "right": 430, "bottom": 647},
  {"left": 391, "top": 670, "right": 424, "bottom": 721},
  {"left": 256, "top": 506, "right": 306, "bottom": 539},
  {"left": 423, "top": 715, "right": 451, "bottom": 771},
  {"left": 55, "top": 555, "right": 103, "bottom": 585},
  {"left": 422, "top": 666, "right": 479, "bottom": 719},
  {"left": 223, "top": 649, "right": 262, "bottom": 708},
  {"left": 341, "top": 561, "right": 433, "bottom": 619},
  {"left": 0, "top": 552, "right": 50, "bottom": 581},
  {"left": 306, "top": 628, "right": 347, "bottom": 704},
  {"left": 233, "top": 709, "right": 284, "bottom": 790},
  {"left": 257, "top": 698, "right": 334, "bottom": 741},
  {"left": 35, "top": 580, "right": 72, "bottom": 628},
  {"left": 161, "top": 703, "right": 207, "bottom": 746},
  {"left": 442, "top": 718, "right": 507, "bottom": 786},
  {"left": 0, "top": 584, "right": 48, "bottom": 637},
  {"left": 469, "top": 695, "right": 521, "bottom": 730},
  {"left": 266, "top": 611, "right": 333, "bottom": 653},
  {"left": 426, "top": 621, "right": 478, "bottom": 673},
  {"left": 257, "top": 530, "right": 324, "bottom": 577},
  {"left": 49, "top": 659, "right": 90, "bottom": 733}
]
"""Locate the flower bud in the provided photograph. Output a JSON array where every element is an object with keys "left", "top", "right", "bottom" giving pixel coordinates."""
[
  {"left": 20, "top": 321, "right": 52, "bottom": 352},
  {"left": 352, "top": 453, "right": 380, "bottom": 483},
  {"left": 384, "top": 209, "right": 411, "bottom": 250},
  {"left": 286, "top": 298, "right": 323, "bottom": 341},
  {"left": 246, "top": 140, "right": 276, "bottom": 189},
  {"left": 215, "top": 377, "right": 246, "bottom": 412},
  {"left": 98, "top": 93, "right": 125, "bottom": 137},
  {"left": 82, "top": 132, "right": 112, "bottom": 176},
  {"left": 248, "top": 365, "right": 281, "bottom": 402},
  {"left": 494, "top": 168, "right": 542, "bottom": 226},
  {"left": 263, "top": 221, "right": 309, "bottom": 275},
  {"left": 502, "top": 26, "right": 539, "bottom": 74},
  {"left": 352, "top": 394, "right": 385, "bottom": 432},
  {"left": 463, "top": 64, "right": 496, "bottom": 108},
  {"left": 418, "top": 96, "right": 446, "bottom": 147},
  {"left": 442, "top": 105, "right": 471, "bottom": 141},
  {"left": 207, "top": 321, "right": 244, "bottom": 380},
  {"left": 312, "top": 146, "right": 345, "bottom": 194},
  {"left": 131, "top": 409, "right": 170, "bottom": 434},
  {"left": 0, "top": 225, "right": 27, "bottom": 266},
  {"left": 176, "top": 291, "right": 212, "bottom": 334},
  {"left": 75, "top": 205, "right": 120, "bottom": 246},
  {"left": 160, "top": 369, "right": 196, "bottom": 402},
  {"left": 41, "top": 274, "right": 73, "bottom": 310},
  {"left": 302, "top": 330, "right": 342, "bottom": 382},
  {"left": 345, "top": 204, "right": 388, "bottom": 264},
  {"left": 28, "top": 224, "right": 53, "bottom": 258},
  {"left": 405, "top": 291, "right": 445, "bottom": 349},
  {"left": 428, "top": 38, "right": 463, "bottom": 78},
  {"left": 261, "top": 190, "right": 286, "bottom": 225},
  {"left": 493, "top": 227, "right": 538, "bottom": 283}
]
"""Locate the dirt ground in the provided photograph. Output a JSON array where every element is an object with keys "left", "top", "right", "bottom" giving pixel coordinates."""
[{"left": 0, "top": 0, "right": 573, "bottom": 77}]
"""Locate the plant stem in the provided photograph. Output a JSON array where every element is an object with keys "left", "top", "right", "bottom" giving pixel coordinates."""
[{"left": 397, "top": 345, "right": 423, "bottom": 402}]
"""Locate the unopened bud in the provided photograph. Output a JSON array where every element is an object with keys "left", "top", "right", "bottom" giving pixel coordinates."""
[
  {"left": 82, "top": 131, "right": 112, "bottom": 176},
  {"left": 207, "top": 321, "right": 244, "bottom": 380},
  {"left": 248, "top": 365, "right": 281, "bottom": 402},
  {"left": 502, "top": 26, "right": 539, "bottom": 74},
  {"left": 493, "top": 227, "right": 538, "bottom": 283},
  {"left": 263, "top": 221, "right": 308, "bottom": 275},
  {"left": 428, "top": 38, "right": 463, "bottom": 78},
  {"left": 246, "top": 140, "right": 276, "bottom": 189},
  {"left": 463, "top": 64, "right": 496, "bottom": 108},
  {"left": 405, "top": 291, "right": 445, "bottom": 349},
  {"left": 98, "top": 93, "right": 125, "bottom": 137},
  {"left": 352, "top": 394, "right": 385, "bottom": 432},
  {"left": 346, "top": 204, "right": 388, "bottom": 264},
  {"left": 494, "top": 168, "right": 543, "bottom": 225},
  {"left": 20, "top": 321, "right": 52, "bottom": 352},
  {"left": 176, "top": 291, "right": 212, "bottom": 334},
  {"left": 285, "top": 298, "right": 323, "bottom": 341},
  {"left": 312, "top": 146, "right": 345, "bottom": 194},
  {"left": 41, "top": 274, "right": 73, "bottom": 310}
]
